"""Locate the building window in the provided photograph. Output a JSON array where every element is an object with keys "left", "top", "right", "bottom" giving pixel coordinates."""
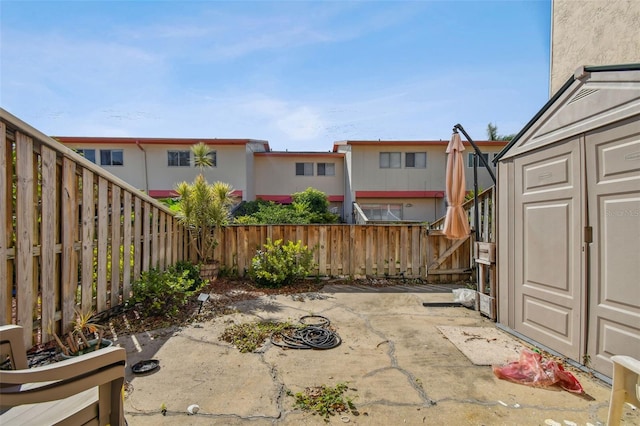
[
  {"left": 207, "top": 151, "right": 217, "bottom": 167},
  {"left": 295, "top": 162, "right": 314, "bottom": 176},
  {"left": 380, "top": 152, "right": 401, "bottom": 168},
  {"left": 360, "top": 203, "right": 403, "bottom": 221},
  {"left": 100, "top": 149, "right": 123, "bottom": 166},
  {"left": 467, "top": 152, "right": 489, "bottom": 167},
  {"left": 76, "top": 149, "right": 96, "bottom": 163},
  {"left": 317, "top": 162, "right": 335, "bottom": 176},
  {"left": 168, "top": 150, "right": 191, "bottom": 167},
  {"left": 405, "top": 152, "right": 426, "bottom": 168}
]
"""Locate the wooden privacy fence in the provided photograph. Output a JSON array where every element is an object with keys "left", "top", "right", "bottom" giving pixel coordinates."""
[
  {"left": 213, "top": 224, "right": 472, "bottom": 283},
  {"left": 1, "top": 109, "right": 191, "bottom": 347}
]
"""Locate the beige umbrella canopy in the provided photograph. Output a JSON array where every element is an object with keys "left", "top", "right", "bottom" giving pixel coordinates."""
[{"left": 442, "top": 131, "right": 470, "bottom": 239}]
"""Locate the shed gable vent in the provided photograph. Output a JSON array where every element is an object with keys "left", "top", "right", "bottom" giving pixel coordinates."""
[{"left": 569, "top": 88, "right": 599, "bottom": 104}]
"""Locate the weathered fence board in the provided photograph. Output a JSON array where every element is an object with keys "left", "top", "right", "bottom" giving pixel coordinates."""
[
  {"left": 61, "top": 157, "right": 78, "bottom": 330},
  {"left": 0, "top": 123, "right": 8, "bottom": 325},
  {"left": 111, "top": 185, "right": 122, "bottom": 308},
  {"left": 122, "top": 191, "right": 132, "bottom": 300},
  {"left": 16, "top": 132, "right": 34, "bottom": 341},
  {"left": 41, "top": 146, "right": 57, "bottom": 335}
]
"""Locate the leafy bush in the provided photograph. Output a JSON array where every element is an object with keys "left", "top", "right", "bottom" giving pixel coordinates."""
[
  {"left": 248, "top": 239, "right": 315, "bottom": 287},
  {"left": 292, "top": 187, "right": 330, "bottom": 214},
  {"left": 127, "top": 266, "right": 204, "bottom": 317},
  {"left": 167, "top": 261, "right": 203, "bottom": 291},
  {"left": 234, "top": 201, "right": 312, "bottom": 224},
  {"left": 233, "top": 191, "right": 339, "bottom": 224}
]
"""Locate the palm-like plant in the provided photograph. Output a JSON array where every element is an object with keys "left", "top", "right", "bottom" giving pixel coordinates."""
[
  {"left": 191, "top": 141, "right": 214, "bottom": 172},
  {"left": 175, "top": 143, "right": 236, "bottom": 265}
]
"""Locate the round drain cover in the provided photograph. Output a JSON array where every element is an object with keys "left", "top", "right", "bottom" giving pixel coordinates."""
[{"left": 131, "top": 359, "right": 159, "bottom": 374}]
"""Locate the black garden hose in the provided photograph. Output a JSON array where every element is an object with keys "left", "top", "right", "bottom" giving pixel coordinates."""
[{"left": 270, "top": 316, "right": 341, "bottom": 350}]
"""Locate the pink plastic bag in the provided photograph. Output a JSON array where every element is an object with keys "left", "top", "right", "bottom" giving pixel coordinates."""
[{"left": 492, "top": 349, "right": 584, "bottom": 393}]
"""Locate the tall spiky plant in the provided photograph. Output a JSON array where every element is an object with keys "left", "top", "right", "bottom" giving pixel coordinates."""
[
  {"left": 191, "top": 141, "right": 213, "bottom": 172},
  {"left": 175, "top": 143, "right": 236, "bottom": 264}
]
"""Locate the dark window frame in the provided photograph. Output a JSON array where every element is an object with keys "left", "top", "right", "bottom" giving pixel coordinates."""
[
  {"left": 100, "top": 149, "right": 124, "bottom": 166},
  {"left": 167, "top": 150, "right": 191, "bottom": 167},
  {"left": 76, "top": 149, "right": 96, "bottom": 163},
  {"left": 405, "top": 152, "right": 426, "bottom": 168},
  {"left": 380, "top": 152, "right": 401, "bottom": 169},
  {"left": 317, "top": 162, "right": 335, "bottom": 176},
  {"left": 295, "top": 162, "right": 314, "bottom": 176}
]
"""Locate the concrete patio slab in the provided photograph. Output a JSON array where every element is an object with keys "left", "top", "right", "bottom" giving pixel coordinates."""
[{"left": 119, "top": 286, "right": 639, "bottom": 425}]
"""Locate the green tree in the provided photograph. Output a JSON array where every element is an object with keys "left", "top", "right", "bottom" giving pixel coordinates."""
[{"left": 487, "top": 122, "right": 515, "bottom": 141}]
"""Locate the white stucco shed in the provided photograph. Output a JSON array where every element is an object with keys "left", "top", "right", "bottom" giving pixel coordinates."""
[{"left": 494, "top": 64, "right": 640, "bottom": 379}]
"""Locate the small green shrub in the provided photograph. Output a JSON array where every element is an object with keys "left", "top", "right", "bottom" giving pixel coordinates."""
[
  {"left": 167, "top": 261, "right": 203, "bottom": 290},
  {"left": 248, "top": 239, "right": 315, "bottom": 288},
  {"left": 127, "top": 266, "right": 204, "bottom": 317}
]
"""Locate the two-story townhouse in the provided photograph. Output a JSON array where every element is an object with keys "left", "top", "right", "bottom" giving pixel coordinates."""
[
  {"left": 55, "top": 136, "right": 505, "bottom": 225},
  {"left": 334, "top": 140, "right": 507, "bottom": 224},
  {"left": 253, "top": 151, "right": 345, "bottom": 216},
  {"left": 54, "top": 137, "right": 270, "bottom": 200}
]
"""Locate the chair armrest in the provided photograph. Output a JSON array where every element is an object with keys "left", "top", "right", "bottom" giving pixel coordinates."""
[
  {"left": 0, "top": 325, "right": 28, "bottom": 370},
  {"left": 1, "top": 347, "right": 126, "bottom": 407},
  {"left": 1, "top": 346, "right": 125, "bottom": 385},
  {"left": 611, "top": 355, "right": 640, "bottom": 375}
]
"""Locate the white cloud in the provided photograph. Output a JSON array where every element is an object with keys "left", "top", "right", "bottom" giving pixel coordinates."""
[{"left": 275, "top": 107, "right": 324, "bottom": 141}]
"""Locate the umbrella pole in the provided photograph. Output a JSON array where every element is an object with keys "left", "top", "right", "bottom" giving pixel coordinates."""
[
  {"left": 453, "top": 124, "right": 496, "bottom": 185},
  {"left": 473, "top": 153, "right": 480, "bottom": 241},
  {"left": 473, "top": 153, "right": 480, "bottom": 290}
]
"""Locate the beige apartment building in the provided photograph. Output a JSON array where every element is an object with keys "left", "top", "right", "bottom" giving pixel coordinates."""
[
  {"left": 253, "top": 151, "right": 345, "bottom": 214},
  {"left": 550, "top": 0, "right": 640, "bottom": 96},
  {"left": 55, "top": 137, "right": 270, "bottom": 200},
  {"left": 56, "top": 136, "right": 506, "bottom": 224},
  {"left": 335, "top": 140, "right": 505, "bottom": 223}
]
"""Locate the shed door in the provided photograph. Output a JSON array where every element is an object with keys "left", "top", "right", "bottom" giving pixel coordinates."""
[
  {"left": 513, "top": 137, "right": 583, "bottom": 360},
  {"left": 586, "top": 117, "right": 640, "bottom": 376}
]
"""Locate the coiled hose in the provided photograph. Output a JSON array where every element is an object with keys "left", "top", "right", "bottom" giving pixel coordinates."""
[{"left": 271, "top": 315, "right": 341, "bottom": 350}]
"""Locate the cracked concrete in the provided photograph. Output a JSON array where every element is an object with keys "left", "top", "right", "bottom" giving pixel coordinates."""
[{"left": 120, "top": 287, "right": 639, "bottom": 425}]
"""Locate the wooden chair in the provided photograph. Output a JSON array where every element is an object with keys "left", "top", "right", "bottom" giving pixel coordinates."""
[
  {"left": 608, "top": 355, "right": 640, "bottom": 426},
  {"left": 1, "top": 324, "right": 127, "bottom": 425}
]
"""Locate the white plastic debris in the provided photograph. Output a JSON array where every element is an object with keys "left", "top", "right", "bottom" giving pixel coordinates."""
[
  {"left": 187, "top": 404, "right": 200, "bottom": 414},
  {"left": 544, "top": 420, "right": 561, "bottom": 426},
  {"left": 452, "top": 288, "right": 476, "bottom": 308}
]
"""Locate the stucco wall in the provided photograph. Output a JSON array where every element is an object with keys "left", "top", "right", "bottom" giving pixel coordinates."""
[
  {"left": 142, "top": 144, "right": 248, "bottom": 193},
  {"left": 254, "top": 154, "right": 345, "bottom": 198},
  {"left": 550, "top": 0, "right": 640, "bottom": 95},
  {"left": 349, "top": 143, "right": 501, "bottom": 193},
  {"left": 62, "top": 142, "right": 249, "bottom": 195}
]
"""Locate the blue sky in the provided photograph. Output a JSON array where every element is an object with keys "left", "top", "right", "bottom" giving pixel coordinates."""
[{"left": 1, "top": 0, "right": 551, "bottom": 151}]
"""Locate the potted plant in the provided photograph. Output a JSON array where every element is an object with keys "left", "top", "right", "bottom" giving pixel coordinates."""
[
  {"left": 175, "top": 142, "right": 236, "bottom": 280},
  {"left": 51, "top": 308, "right": 112, "bottom": 357}
]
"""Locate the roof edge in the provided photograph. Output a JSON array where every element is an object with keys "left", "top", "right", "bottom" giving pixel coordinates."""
[{"left": 494, "top": 63, "right": 640, "bottom": 163}]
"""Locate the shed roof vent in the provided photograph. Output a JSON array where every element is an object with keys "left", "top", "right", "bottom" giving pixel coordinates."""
[{"left": 569, "top": 88, "right": 599, "bottom": 104}]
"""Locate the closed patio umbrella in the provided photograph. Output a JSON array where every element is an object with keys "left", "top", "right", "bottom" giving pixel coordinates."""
[{"left": 442, "top": 131, "right": 470, "bottom": 239}]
